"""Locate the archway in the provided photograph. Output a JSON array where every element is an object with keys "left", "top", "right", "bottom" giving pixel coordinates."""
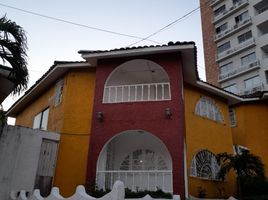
[
  {"left": 103, "top": 59, "right": 171, "bottom": 103},
  {"left": 96, "top": 130, "right": 173, "bottom": 192}
]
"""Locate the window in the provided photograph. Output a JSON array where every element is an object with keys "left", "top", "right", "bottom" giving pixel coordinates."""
[
  {"left": 233, "top": 0, "right": 242, "bottom": 5},
  {"left": 33, "top": 108, "right": 49, "bottom": 130},
  {"left": 214, "top": 5, "right": 226, "bottom": 17},
  {"left": 195, "top": 97, "right": 224, "bottom": 123},
  {"left": 216, "top": 23, "right": 228, "bottom": 35},
  {"left": 190, "top": 150, "right": 220, "bottom": 181},
  {"left": 244, "top": 75, "right": 261, "bottom": 89},
  {"left": 238, "top": 31, "right": 252, "bottom": 43},
  {"left": 218, "top": 41, "right": 231, "bottom": 54},
  {"left": 120, "top": 149, "right": 168, "bottom": 170},
  {"left": 229, "top": 108, "right": 236, "bottom": 127},
  {"left": 235, "top": 11, "right": 249, "bottom": 24},
  {"left": 265, "top": 71, "right": 268, "bottom": 84},
  {"left": 220, "top": 62, "right": 233, "bottom": 75},
  {"left": 241, "top": 52, "right": 256, "bottom": 66},
  {"left": 224, "top": 84, "right": 238, "bottom": 94},
  {"left": 54, "top": 79, "right": 64, "bottom": 106}
]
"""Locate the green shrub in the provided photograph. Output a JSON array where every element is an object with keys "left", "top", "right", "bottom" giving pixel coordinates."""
[{"left": 88, "top": 188, "right": 172, "bottom": 199}]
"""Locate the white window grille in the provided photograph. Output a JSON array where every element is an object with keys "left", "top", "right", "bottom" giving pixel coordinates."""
[
  {"left": 195, "top": 97, "right": 224, "bottom": 123},
  {"left": 33, "top": 108, "right": 49, "bottom": 130},
  {"left": 97, "top": 149, "right": 172, "bottom": 192},
  {"left": 119, "top": 149, "right": 168, "bottom": 171},
  {"left": 103, "top": 82, "right": 171, "bottom": 103},
  {"left": 54, "top": 79, "right": 64, "bottom": 106},
  {"left": 190, "top": 150, "right": 221, "bottom": 181}
]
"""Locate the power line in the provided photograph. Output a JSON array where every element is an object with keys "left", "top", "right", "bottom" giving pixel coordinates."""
[
  {"left": 127, "top": 6, "right": 200, "bottom": 47},
  {"left": 0, "top": 2, "right": 162, "bottom": 44}
]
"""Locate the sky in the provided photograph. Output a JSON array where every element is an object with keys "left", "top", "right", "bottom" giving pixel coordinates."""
[{"left": 1, "top": 0, "right": 205, "bottom": 123}]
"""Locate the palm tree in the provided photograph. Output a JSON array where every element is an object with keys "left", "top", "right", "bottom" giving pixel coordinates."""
[
  {"left": 217, "top": 150, "right": 266, "bottom": 198},
  {"left": 0, "top": 15, "right": 28, "bottom": 96}
]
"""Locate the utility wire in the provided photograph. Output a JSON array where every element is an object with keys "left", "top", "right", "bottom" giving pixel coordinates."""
[
  {"left": 127, "top": 6, "right": 200, "bottom": 47},
  {"left": 0, "top": 2, "right": 162, "bottom": 44}
]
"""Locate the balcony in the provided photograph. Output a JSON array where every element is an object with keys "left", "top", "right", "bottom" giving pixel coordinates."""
[
  {"left": 213, "top": 0, "right": 249, "bottom": 24},
  {"left": 215, "top": 18, "right": 252, "bottom": 42},
  {"left": 210, "top": 0, "right": 225, "bottom": 7},
  {"left": 96, "top": 170, "right": 172, "bottom": 192},
  {"left": 216, "top": 38, "right": 255, "bottom": 62},
  {"left": 243, "top": 83, "right": 264, "bottom": 95},
  {"left": 103, "top": 82, "right": 171, "bottom": 103},
  {"left": 219, "top": 60, "right": 260, "bottom": 82}
]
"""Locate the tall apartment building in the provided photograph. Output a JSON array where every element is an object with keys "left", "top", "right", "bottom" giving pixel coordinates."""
[{"left": 200, "top": 0, "right": 268, "bottom": 95}]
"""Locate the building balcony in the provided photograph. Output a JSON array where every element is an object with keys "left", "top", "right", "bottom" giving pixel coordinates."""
[
  {"left": 216, "top": 38, "right": 256, "bottom": 62},
  {"left": 215, "top": 18, "right": 252, "bottom": 42},
  {"left": 242, "top": 83, "right": 264, "bottom": 95},
  {"left": 96, "top": 170, "right": 172, "bottom": 192},
  {"left": 219, "top": 60, "right": 260, "bottom": 82},
  {"left": 212, "top": 0, "right": 249, "bottom": 24},
  {"left": 103, "top": 82, "right": 171, "bottom": 103},
  {"left": 210, "top": 0, "right": 225, "bottom": 7}
]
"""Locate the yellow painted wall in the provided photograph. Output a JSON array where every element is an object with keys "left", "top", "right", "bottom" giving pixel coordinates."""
[
  {"left": 15, "top": 68, "right": 96, "bottom": 197},
  {"left": 232, "top": 102, "right": 268, "bottom": 175},
  {"left": 184, "top": 85, "right": 236, "bottom": 198}
]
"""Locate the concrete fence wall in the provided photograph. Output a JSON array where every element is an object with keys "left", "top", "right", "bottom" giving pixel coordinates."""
[
  {"left": 0, "top": 125, "right": 60, "bottom": 200},
  {"left": 9, "top": 181, "right": 181, "bottom": 200}
]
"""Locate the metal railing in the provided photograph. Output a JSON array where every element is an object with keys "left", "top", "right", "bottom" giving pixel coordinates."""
[
  {"left": 213, "top": 0, "right": 249, "bottom": 23},
  {"left": 243, "top": 84, "right": 264, "bottom": 95},
  {"left": 219, "top": 60, "right": 260, "bottom": 81},
  {"left": 96, "top": 170, "right": 173, "bottom": 192},
  {"left": 215, "top": 18, "right": 252, "bottom": 41},
  {"left": 103, "top": 82, "right": 171, "bottom": 103},
  {"left": 217, "top": 38, "right": 255, "bottom": 61}
]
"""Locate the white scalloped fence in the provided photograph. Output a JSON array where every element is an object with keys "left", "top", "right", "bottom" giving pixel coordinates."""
[
  {"left": 9, "top": 181, "right": 181, "bottom": 200},
  {"left": 10, "top": 181, "right": 124, "bottom": 200}
]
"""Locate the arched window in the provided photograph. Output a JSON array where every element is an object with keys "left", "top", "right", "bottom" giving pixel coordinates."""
[
  {"left": 195, "top": 97, "right": 224, "bottom": 122},
  {"left": 190, "top": 150, "right": 220, "bottom": 181},
  {"left": 103, "top": 59, "right": 171, "bottom": 103},
  {"left": 120, "top": 149, "right": 168, "bottom": 171}
]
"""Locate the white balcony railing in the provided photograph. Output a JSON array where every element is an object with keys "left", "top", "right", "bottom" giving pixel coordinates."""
[
  {"left": 219, "top": 60, "right": 260, "bottom": 81},
  {"left": 96, "top": 170, "right": 173, "bottom": 192},
  {"left": 215, "top": 18, "right": 252, "bottom": 42},
  {"left": 216, "top": 38, "right": 255, "bottom": 62},
  {"left": 213, "top": 0, "right": 249, "bottom": 23},
  {"left": 103, "top": 82, "right": 171, "bottom": 103}
]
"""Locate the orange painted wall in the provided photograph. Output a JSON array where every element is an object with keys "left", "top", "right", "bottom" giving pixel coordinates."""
[
  {"left": 15, "top": 68, "right": 96, "bottom": 197},
  {"left": 184, "top": 85, "right": 236, "bottom": 198},
  {"left": 232, "top": 102, "right": 268, "bottom": 175}
]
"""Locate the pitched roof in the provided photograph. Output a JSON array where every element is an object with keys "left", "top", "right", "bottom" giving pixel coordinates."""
[
  {"left": 78, "top": 41, "right": 195, "bottom": 54},
  {"left": 7, "top": 61, "right": 90, "bottom": 117}
]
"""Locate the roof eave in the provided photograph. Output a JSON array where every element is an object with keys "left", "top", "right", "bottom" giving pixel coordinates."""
[
  {"left": 80, "top": 44, "right": 196, "bottom": 66},
  {"left": 7, "top": 62, "right": 92, "bottom": 117}
]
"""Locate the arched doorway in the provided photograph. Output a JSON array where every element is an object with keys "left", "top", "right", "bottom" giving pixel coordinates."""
[{"left": 96, "top": 130, "right": 173, "bottom": 192}]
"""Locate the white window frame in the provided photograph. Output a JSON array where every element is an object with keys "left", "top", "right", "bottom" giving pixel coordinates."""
[
  {"left": 190, "top": 150, "right": 221, "bottom": 181},
  {"left": 54, "top": 79, "right": 64, "bottom": 106},
  {"left": 195, "top": 97, "right": 224, "bottom": 123},
  {"left": 33, "top": 108, "right": 49, "bottom": 130}
]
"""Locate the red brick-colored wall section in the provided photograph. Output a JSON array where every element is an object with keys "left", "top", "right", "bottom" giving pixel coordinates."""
[
  {"left": 87, "top": 53, "right": 186, "bottom": 198},
  {"left": 200, "top": 0, "right": 219, "bottom": 86}
]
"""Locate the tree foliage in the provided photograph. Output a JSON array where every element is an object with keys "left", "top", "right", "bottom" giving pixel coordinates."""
[
  {"left": 217, "top": 150, "right": 266, "bottom": 198},
  {"left": 0, "top": 15, "right": 28, "bottom": 95}
]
